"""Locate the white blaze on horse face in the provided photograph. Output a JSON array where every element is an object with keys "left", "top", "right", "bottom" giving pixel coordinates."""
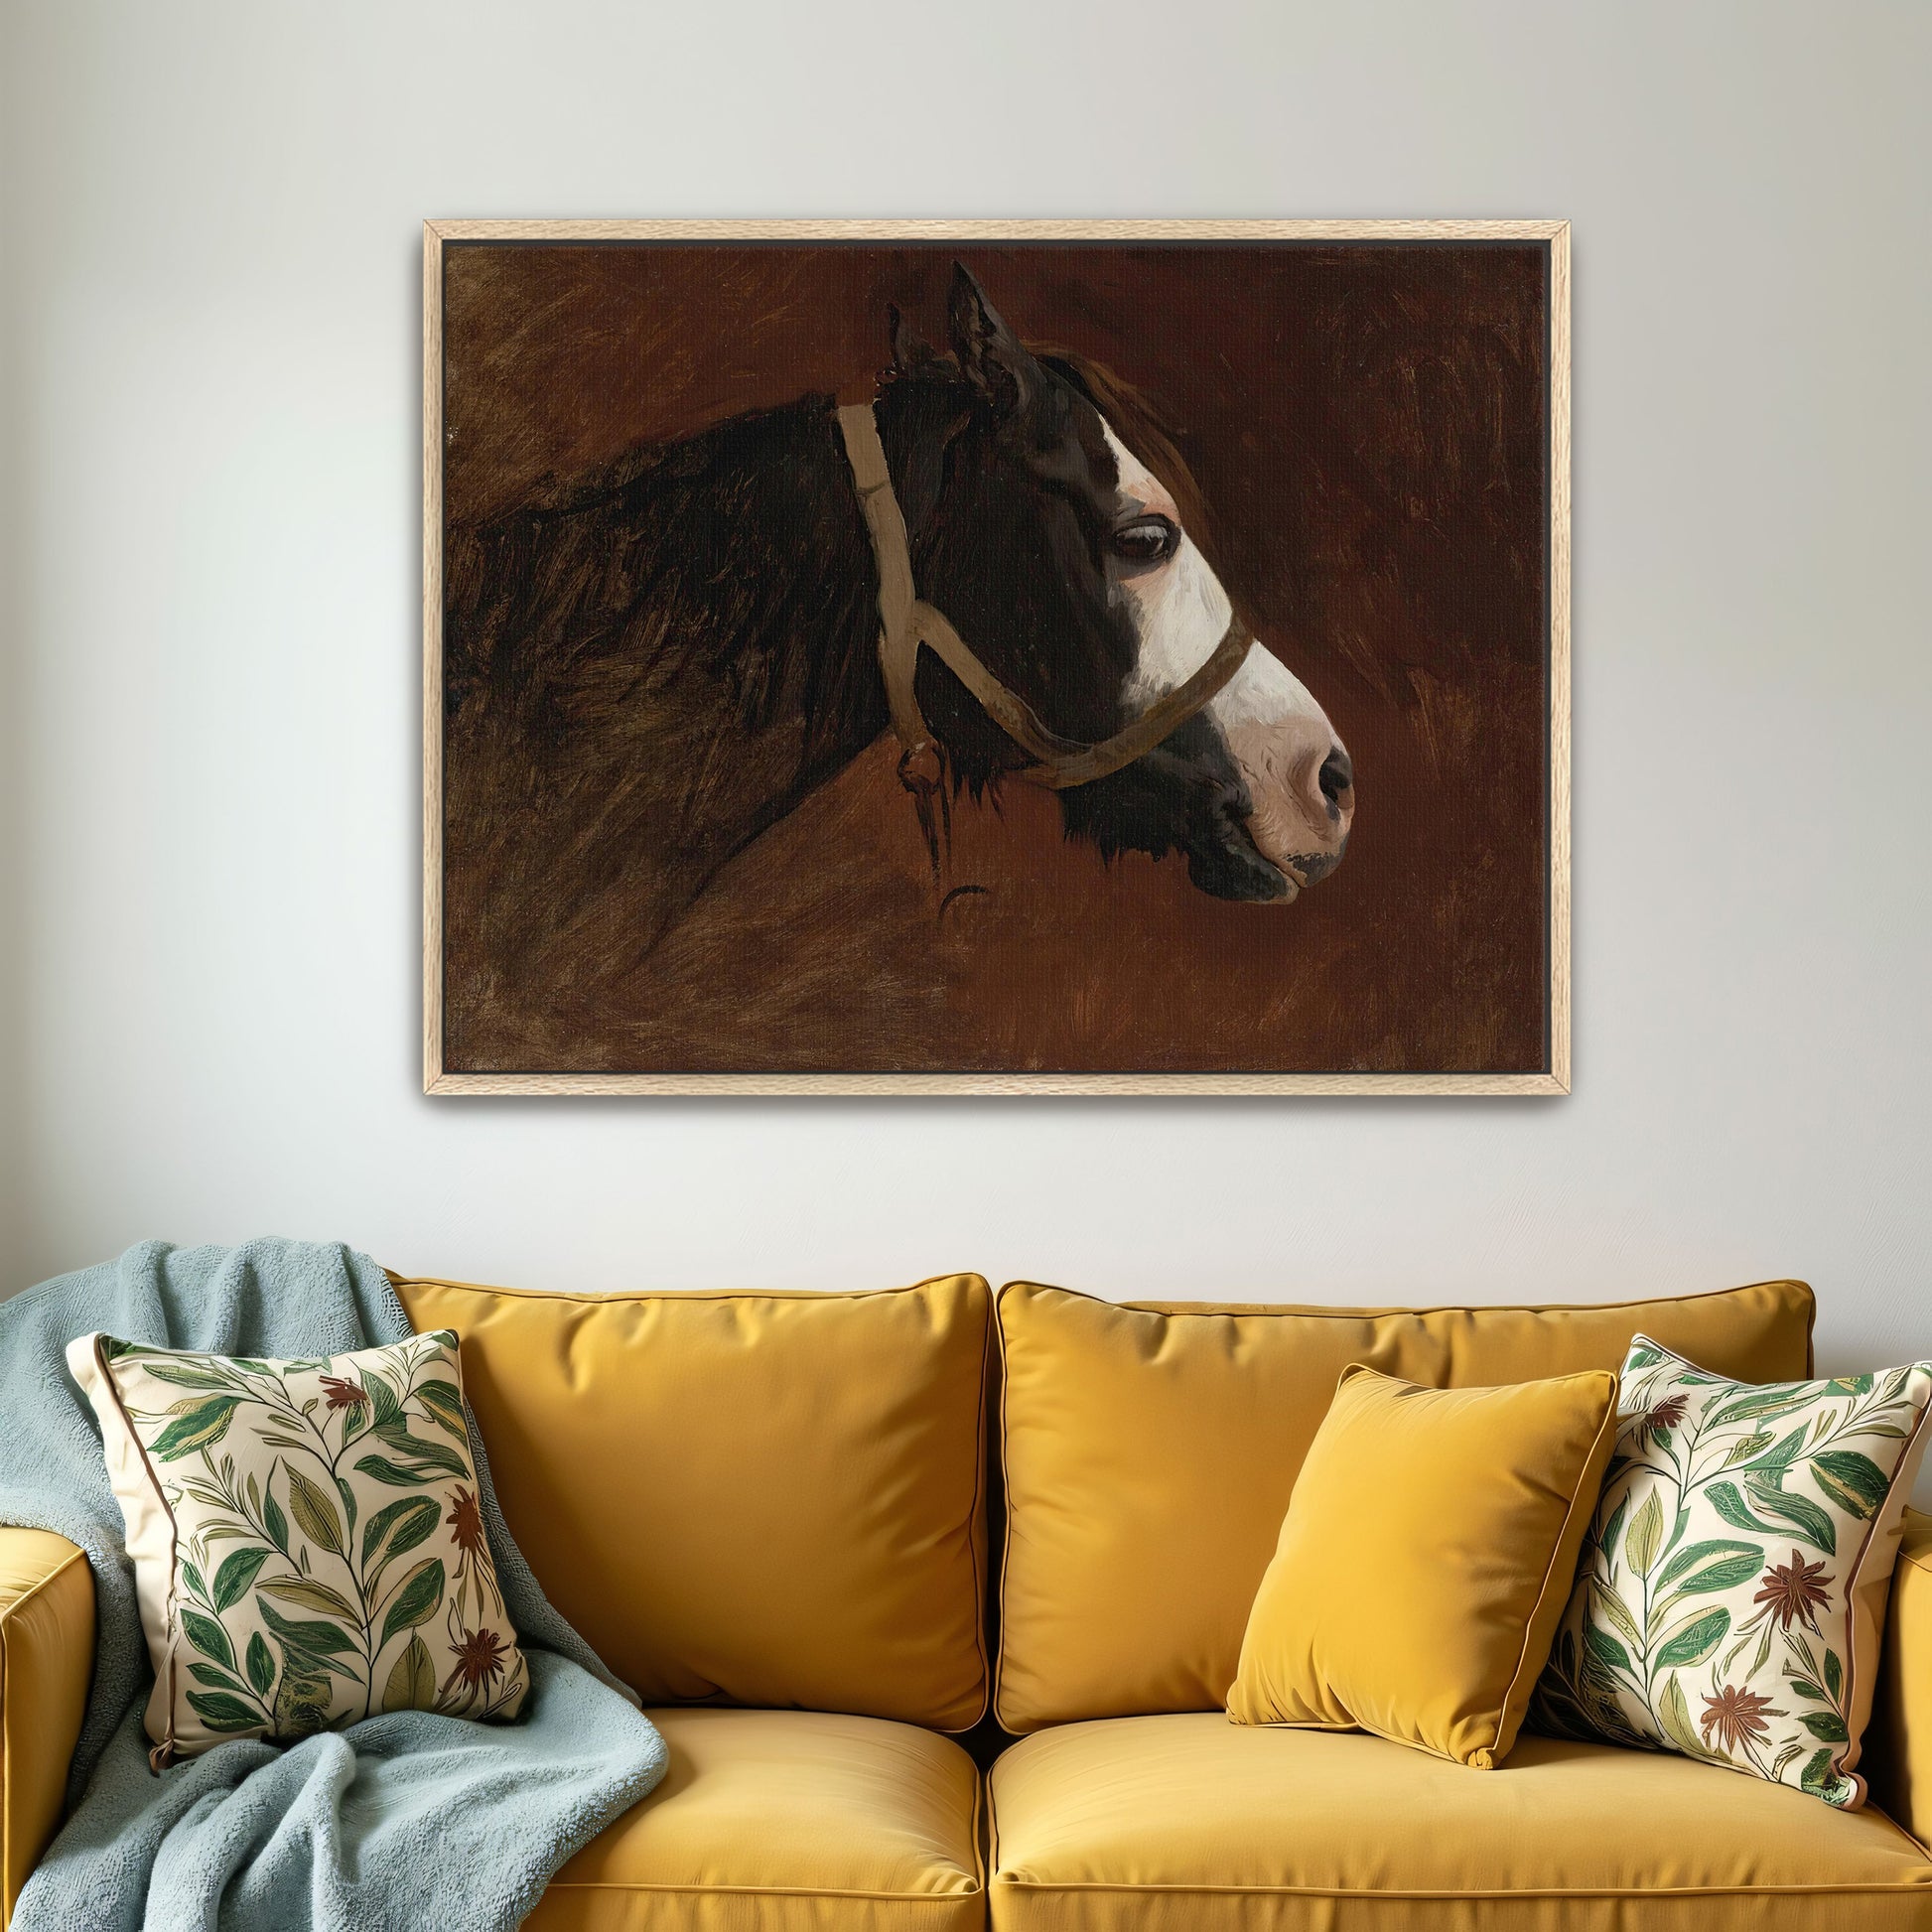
[
  {"left": 1102, "top": 424, "right": 1234, "bottom": 717},
  {"left": 1099, "top": 418, "right": 1354, "bottom": 894}
]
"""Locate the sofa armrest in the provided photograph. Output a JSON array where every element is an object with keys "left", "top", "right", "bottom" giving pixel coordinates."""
[
  {"left": 1866, "top": 1507, "right": 1932, "bottom": 1844},
  {"left": 0, "top": 1530, "right": 93, "bottom": 1930}
]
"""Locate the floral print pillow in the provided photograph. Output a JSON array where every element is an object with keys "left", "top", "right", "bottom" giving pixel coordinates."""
[
  {"left": 1530, "top": 1334, "right": 1932, "bottom": 1806},
  {"left": 69, "top": 1327, "right": 528, "bottom": 1763}
]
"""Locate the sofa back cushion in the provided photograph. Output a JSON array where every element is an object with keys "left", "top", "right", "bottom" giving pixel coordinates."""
[
  {"left": 993, "top": 1278, "right": 1815, "bottom": 1731},
  {"left": 393, "top": 1272, "right": 991, "bottom": 1731}
]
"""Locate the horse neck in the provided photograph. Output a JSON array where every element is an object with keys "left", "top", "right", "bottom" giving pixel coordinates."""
[{"left": 447, "top": 395, "right": 889, "bottom": 995}]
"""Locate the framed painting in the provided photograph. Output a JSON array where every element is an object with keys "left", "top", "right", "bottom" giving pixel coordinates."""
[{"left": 423, "top": 219, "right": 1569, "bottom": 1094}]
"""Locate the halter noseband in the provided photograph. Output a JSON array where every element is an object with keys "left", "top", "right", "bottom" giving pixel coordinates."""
[{"left": 836, "top": 402, "right": 1252, "bottom": 801}]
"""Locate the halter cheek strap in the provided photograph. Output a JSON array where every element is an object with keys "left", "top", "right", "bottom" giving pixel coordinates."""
[{"left": 836, "top": 401, "right": 1252, "bottom": 794}]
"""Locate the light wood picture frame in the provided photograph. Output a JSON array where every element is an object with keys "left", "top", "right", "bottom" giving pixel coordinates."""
[{"left": 424, "top": 220, "right": 1570, "bottom": 1095}]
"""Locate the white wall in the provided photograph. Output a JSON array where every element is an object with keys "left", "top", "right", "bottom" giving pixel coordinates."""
[{"left": 3, "top": 3, "right": 1929, "bottom": 1381}]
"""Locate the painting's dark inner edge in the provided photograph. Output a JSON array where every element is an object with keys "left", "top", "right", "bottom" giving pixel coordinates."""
[
  {"left": 442, "top": 238, "right": 1552, "bottom": 255},
  {"left": 432, "top": 237, "right": 1559, "bottom": 1082}
]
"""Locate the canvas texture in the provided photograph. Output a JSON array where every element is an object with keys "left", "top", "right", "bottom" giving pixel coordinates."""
[
  {"left": 1225, "top": 1364, "right": 1620, "bottom": 1767},
  {"left": 68, "top": 1324, "right": 528, "bottom": 1760},
  {"left": 1530, "top": 1334, "right": 1932, "bottom": 1807}
]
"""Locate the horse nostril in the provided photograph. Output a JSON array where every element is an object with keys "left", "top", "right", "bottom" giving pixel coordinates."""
[{"left": 1316, "top": 746, "right": 1354, "bottom": 814}]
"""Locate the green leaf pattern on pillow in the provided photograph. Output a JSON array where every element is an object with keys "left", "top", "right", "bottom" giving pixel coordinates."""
[
  {"left": 102, "top": 1328, "right": 527, "bottom": 1748},
  {"left": 1531, "top": 1336, "right": 1932, "bottom": 1806}
]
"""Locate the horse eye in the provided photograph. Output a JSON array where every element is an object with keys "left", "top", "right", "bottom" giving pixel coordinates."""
[{"left": 1110, "top": 515, "right": 1178, "bottom": 565}]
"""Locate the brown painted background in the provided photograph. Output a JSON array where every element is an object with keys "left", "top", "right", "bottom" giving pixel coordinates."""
[{"left": 442, "top": 243, "right": 1549, "bottom": 1074}]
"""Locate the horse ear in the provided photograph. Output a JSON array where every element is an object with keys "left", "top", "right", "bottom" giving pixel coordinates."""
[
  {"left": 889, "top": 303, "right": 919, "bottom": 370},
  {"left": 888, "top": 304, "right": 935, "bottom": 375},
  {"left": 948, "top": 264, "right": 1036, "bottom": 419}
]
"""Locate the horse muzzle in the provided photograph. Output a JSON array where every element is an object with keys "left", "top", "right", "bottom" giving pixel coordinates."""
[{"left": 1216, "top": 719, "right": 1354, "bottom": 903}]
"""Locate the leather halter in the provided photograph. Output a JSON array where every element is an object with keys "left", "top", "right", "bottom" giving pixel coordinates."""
[{"left": 836, "top": 402, "right": 1252, "bottom": 796}]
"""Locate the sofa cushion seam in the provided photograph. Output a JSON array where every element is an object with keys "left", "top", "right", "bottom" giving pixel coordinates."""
[
  {"left": 1, "top": 1576, "right": 9, "bottom": 1918},
  {"left": 1, "top": 1545, "right": 90, "bottom": 1922},
  {"left": 986, "top": 1878, "right": 1932, "bottom": 1897},
  {"left": 992, "top": 1281, "right": 1020, "bottom": 1731},
  {"left": 390, "top": 1272, "right": 984, "bottom": 1310},
  {"left": 1003, "top": 1279, "right": 1815, "bottom": 1327},
  {"left": 954, "top": 1287, "right": 992, "bottom": 1735},
  {"left": 0, "top": 1546, "right": 89, "bottom": 1630},
  {"left": 969, "top": 1747, "right": 988, "bottom": 1897},
  {"left": 543, "top": 1881, "right": 981, "bottom": 1898}
]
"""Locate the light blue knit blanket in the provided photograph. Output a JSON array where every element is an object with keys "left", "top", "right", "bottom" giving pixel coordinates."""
[{"left": 0, "top": 1239, "right": 667, "bottom": 1932}]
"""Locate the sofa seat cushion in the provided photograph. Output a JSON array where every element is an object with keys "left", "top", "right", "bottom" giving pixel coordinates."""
[
  {"left": 987, "top": 1715, "right": 1932, "bottom": 1930},
  {"left": 528, "top": 1707, "right": 984, "bottom": 1931}
]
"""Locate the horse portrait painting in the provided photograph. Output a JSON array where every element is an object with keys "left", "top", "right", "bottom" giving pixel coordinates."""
[{"left": 426, "top": 225, "right": 1565, "bottom": 1091}]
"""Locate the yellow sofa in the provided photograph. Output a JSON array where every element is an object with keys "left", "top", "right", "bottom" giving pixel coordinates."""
[{"left": 5, "top": 1272, "right": 1931, "bottom": 1930}]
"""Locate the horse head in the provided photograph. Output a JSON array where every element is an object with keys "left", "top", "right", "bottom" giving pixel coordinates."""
[{"left": 872, "top": 265, "right": 1353, "bottom": 902}]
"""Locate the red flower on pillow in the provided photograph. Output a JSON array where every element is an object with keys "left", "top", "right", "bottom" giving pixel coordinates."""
[
  {"left": 444, "top": 1626, "right": 509, "bottom": 1694},
  {"left": 1701, "top": 1685, "right": 1781, "bottom": 1754},
  {"left": 1637, "top": 1393, "right": 1688, "bottom": 1442},
  {"left": 446, "top": 1485, "right": 485, "bottom": 1559},
  {"left": 1752, "top": 1551, "right": 1832, "bottom": 1633}
]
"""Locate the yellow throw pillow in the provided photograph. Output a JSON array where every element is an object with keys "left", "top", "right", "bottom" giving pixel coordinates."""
[{"left": 1227, "top": 1363, "right": 1619, "bottom": 1768}]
